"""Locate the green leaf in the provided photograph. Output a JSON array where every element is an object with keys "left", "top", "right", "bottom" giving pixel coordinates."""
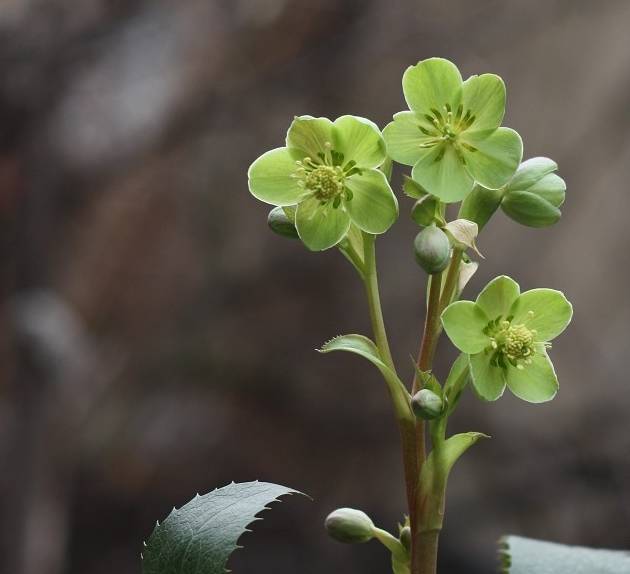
[
  {"left": 248, "top": 147, "right": 304, "bottom": 206},
  {"left": 510, "top": 288, "right": 573, "bottom": 341},
  {"left": 461, "top": 73, "right": 506, "bottom": 132},
  {"left": 457, "top": 184, "right": 503, "bottom": 231},
  {"left": 318, "top": 334, "right": 412, "bottom": 421},
  {"left": 333, "top": 115, "right": 387, "bottom": 169},
  {"left": 286, "top": 116, "right": 334, "bottom": 160},
  {"left": 505, "top": 350, "right": 558, "bottom": 403},
  {"left": 402, "top": 58, "right": 463, "bottom": 115},
  {"left": 507, "top": 157, "right": 558, "bottom": 192},
  {"left": 344, "top": 169, "right": 399, "bottom": 234},
  {"left": 411, "top": 194, "right": 442, "bottom": 227},
  {"left": 498, "top": 535, "right": 630, "bottom": 574},
  {"left": 460, "top": 127, "right": 523, "bottom": 190},
  {"left": 469, "top": 351, "right": 507, "bottom": 401},
  {"left": 475, "top": 275, "right": 521, "bottom": 320},
  {"left": 420, "top": 432, "right": 488, "bottom": 489},
  {"left": 402, "top": 175, "right": 428, "bottom": 199},
  {"left": 501, "top": 190, "right": 561, "bottom": 227},
  {"left": 441, "top": 301, "right": 489, "bottom": 354},
  {"left": 412, "top": 144, "right": 474, "bottom": 203},
  {"left": 383, "top": 112, "right": 428, "bottom": 167},
  {"left": 295, "top": 196, "right": 350, "bottom": 251},
  {"left": 142, "top": 481, "right": 302, "bottom": 574},
  {"left": 443, "top": 352, "right": 471, "bottom": 414}
]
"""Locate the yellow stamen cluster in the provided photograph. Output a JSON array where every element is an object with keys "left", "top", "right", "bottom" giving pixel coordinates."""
[
  {"left": 485, "top": 312, "right": 538, "bottom": 370},
  {"left": 304, "top": 165, "right": 344, "bottom": 200}
]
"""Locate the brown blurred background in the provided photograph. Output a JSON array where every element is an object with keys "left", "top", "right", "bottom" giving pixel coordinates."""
[{"left": 1, "top": 1, "right": 629, "bottom": 573}]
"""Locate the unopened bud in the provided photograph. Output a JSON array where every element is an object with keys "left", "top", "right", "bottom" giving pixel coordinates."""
[
  {"left": 411, "top": 388, "right": 444, "bottom": 420},
  {"left": 501, "top": 157, "right": 565, "bottom": 228},
  {"left": 267, "top": 206, "right": 299, "bottom": 239},
  {"left": 325, "top": 508, "right": 375, "bottom": 544},
  {"left": 413, "top": 226, "right": 451, "bottom": 274}
]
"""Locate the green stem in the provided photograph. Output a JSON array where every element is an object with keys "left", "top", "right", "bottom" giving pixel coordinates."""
[
  {"left": 439, "top": 248, "right": 464, "bottom": 313},
  {"left": 414, "top": 272, "right": 443, "bottom": 392}
]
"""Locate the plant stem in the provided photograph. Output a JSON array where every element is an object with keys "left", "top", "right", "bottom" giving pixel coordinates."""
[
  {"left": 414, "top": 272, "right": 443, "bottom": 391},
  {"left": 439, "top": 248, "right": 463, "bottom": 312},
  {"left": 361, "top": 233, "right": 418, "bottom": 541}
]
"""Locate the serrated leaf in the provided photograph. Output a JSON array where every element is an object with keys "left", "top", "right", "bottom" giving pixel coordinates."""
[
  {"left": 319, "top": 334, "right": 412, "bottom": 421},
  {"left": 142, "top": 481, "right": 302, "bottom": 574},
  {"left": 402, "top": 175, "right": 428, "bottom": 199},
  {"left": 498, "top": 535, "right": 630, "bottom": 574}
]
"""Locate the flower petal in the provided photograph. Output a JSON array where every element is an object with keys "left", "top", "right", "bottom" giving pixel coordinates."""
[
  {"left": 402, "top": 57, "right": 463, "bottom": 114},
  {"left": 382, "top": 112, "right": 433, "bottom": 166},
  {"left": 441, "top": 301, "right": 490, "bottom": 354},
  {"left": 510, "top": 288, "right": 573, "bottom": 341},
  {"left": 344, "top": 169, "right": 398, "bottom": 234},
  {"left": 411, "top": 144, "right": 474, "bottom": 202},
  {"left": 248, "top": 147, "right": 305, "bottom": 206},
  {"left": 286, "top": 116, "right": 334, "bottom": 160},
  {"left": 505, "top": 351, "right": 558, "bottom": 403},
  {"left": 462, "top": 74, "right": 506, "bottom": 132},
  {"left": 295, "top": 196, "right": 351, "bottom": 251},
  {"left": 469, "top": 352, "right": 507, "bottom": 401},
  {"left": 475, "top": 275, "right": 520, "bottom": 320},
  {"left": 333, "top": 115, "right": 386, "bottom": 169},
  {"left": 460, "top": 127, "right": 523, "bottom": 190}
]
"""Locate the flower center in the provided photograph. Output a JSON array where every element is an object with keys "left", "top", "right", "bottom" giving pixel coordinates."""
[
  {"left": 484, "top": 315, "right": 538, "bottom": 369},
  {"left": 305, "top": 165, "right": 344, "bottom": 200},
  {"left": 417, "top": 103, "right": 479, "bottom": 159}
]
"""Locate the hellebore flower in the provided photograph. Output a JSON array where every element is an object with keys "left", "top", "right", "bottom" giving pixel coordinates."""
[
  {"left": 248, "top": 115, "right": 398, "bottom": 251},
  {"left": 383, "top": 57, "right": 523, "bottom": 203},
  {"left": 441, "top": 276, "right": 572, "bottom": 403}
]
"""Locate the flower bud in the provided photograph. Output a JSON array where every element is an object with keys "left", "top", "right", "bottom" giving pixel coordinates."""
[
  {"left": 458, "top": 185, "right": 503, "bottom": 231},
  {"left": 413, "top": 226, "right": 451, "bottom": 275},
  {"left": 325, "top": 508, "right": 375, "bottom": 544},
  {"left": 267, "top": 206, "right": 299, "bottom": 239},
  {"left": 411, "top": 388, "right": 444, "bottom": 420},
  {"left": 501, "top": 157, "right": 566, "bottom": 228}
]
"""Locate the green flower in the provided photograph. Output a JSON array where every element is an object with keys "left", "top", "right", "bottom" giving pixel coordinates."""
[
  {"left": 248, "top": 115, "right": 398, "bottom": 251},
  {"left": 383, "top": 58, "right": 523, "bottom": 203},
  {"left": 441, "top": 276, "right": 572, "bottom": 403}
]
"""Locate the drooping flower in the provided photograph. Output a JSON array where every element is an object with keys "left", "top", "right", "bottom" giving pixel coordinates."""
[
  {"left": 383, "top": 58, "right": 523, "bottom": 203},
  {"left": 441, "top": 276, "right": 572, "bottom": 403},
  {"left": 248, "top": 115, "right": 398, "bottom": 251}
]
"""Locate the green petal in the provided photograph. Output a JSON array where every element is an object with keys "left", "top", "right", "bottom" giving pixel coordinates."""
[
  {"left": 248, "top": 147, "right": 304, "bottom": 206},
  {"left": 411, "top": 144, "right": 474, "bottom": 202},
  {"left": 475, "top": 275, "right": 520, "bottom": 319},
  {"left": 333, "top": 115, "right": 386, "bottom": 169},
  {"left": 501, "top": 190, "right": 561, "bottom": 227},
  {"left": 462, "top": 74, "right": 506, "bottom": 132},
  {"left": 529, "top": 173, "right": 566, "bottom": 207},
  {"left": 510, "top": 288, "right": 573, "bottom": 341},
  {"left": 382, "top": 112, "right": 431, "bottom": 166},
  {"left": 344, "top": 169, "right": 399, "bottom": 234},
  {"left": 508, "top": 157, "right": 558, "bottom": 191},
  {"left": 505, "top": 351, "right": 558, "bottom": 403},
  {"left": 441, "top": 301, "right": 490, "bottom": 354},
  {"left": 469, "top": 352, "right": 506, "bottom": 401},
  {"left": 286, "top": 116, "right": 334, "bottom": 160},
  {"left": 295, "top": 196, "right": 350, "bottom": 251},
  {"left": 460, "top": 127, "right": 523, "bottom": 190},
  {"left": 402, "top": 57, "right": 463, "bottom": 114}
]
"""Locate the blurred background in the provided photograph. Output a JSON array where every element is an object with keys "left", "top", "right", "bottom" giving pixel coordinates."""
[{"left": 1, "top": 1, "right": 629, "bottom": 573}]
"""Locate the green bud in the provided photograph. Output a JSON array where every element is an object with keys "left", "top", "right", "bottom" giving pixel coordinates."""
[
  {"left": 399, "top": 526, "right": 412, "bottom": 553},
  {"left": 501, "top": 157, "right": 566, "bottom": 227},
  {"left": 458, "top": 185, "right": 503, "bottom": 231},
  {"left": 267, "top": 206, "right": 298, "bottom": 239},
  {"left": 413, "top": 226, "right": 451, "bottom": 275},
  {"left": 411, "top": 388, "right": 444, "bottom": 420},
  {"left": 325, "top": 508, "right": 375, "bottom": 544}
]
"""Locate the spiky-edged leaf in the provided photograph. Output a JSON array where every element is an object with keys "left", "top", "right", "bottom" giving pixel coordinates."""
[
  {"left": 142, "top": 481, "right": 301, "bottom": 574},
  {"left": 498, "top": 535, "right": 630, "bottom": 574}
]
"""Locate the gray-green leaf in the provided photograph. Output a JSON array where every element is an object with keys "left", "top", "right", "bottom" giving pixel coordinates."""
[
  {"left": 142, "top": 481, "right": 301, "bottom": 574},
  {"left": 499, "top": 535, "right": 630, "bottom": 574}
]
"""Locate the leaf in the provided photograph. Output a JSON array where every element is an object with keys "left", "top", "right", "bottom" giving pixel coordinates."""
[
  {"left": 443, "top": 353, "right": 470, "bottom": 414},
  {"left": 456, "top": 259, "right": 478, "bottom": 297},
  {"left": 443, "top": 219, "right": 483, "bottom": 257},
  {"left": 319, "top": 334, "right": 412, "bottom": 421},
  {"left": 403, "top": 175, "right": 428, "bottom": 199},
  {"left": 420, "top": 432, "right": 488, "bottom": 490},
  {"left": 499, "top": 535, "right": 630, "bottom": 574},
  {"left": 142, "top": 481, "right": 302, "bottom": 574}
]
